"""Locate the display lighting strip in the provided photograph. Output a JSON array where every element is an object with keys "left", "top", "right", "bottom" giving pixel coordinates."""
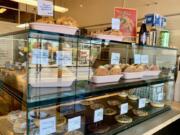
[
  {"left": 0, "top": 8, "right": 7, "bottom": 13},
  {"left": 11, "top": 0, "right": 69, "bottom": 13}
]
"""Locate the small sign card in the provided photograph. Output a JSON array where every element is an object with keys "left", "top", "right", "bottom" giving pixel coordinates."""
[
  {"left": 112, "top": 18, "right": 121, "bottom": 30},
  {"left": 138, "top": 98, "right": 146, "bottom": 109},
  {"left": 94, "top": 108, "right": 104, "bottom": 123},
  {"left": 111, "top": 52, "right": 120, "bottom": 65},
  {"left": 68, "top": 116, "right": 81, "bottom": 132},
  {"left": 38, "top": 0, "right": 54, "bottom": 16},
  {"left": 120, "top": 103, "right": 128, "bottom": 115},
  {"left": 32, "top": 49, "right": 49, "bottom": 65},
  {"left": 134, "top": 54, "right": 141, "bottom": 64},
  {"left": 141, "top": 55, "right": 149, "bottom": 64},
  {"left": 40, "top": 117, "right": 56, "bottom": 135}
]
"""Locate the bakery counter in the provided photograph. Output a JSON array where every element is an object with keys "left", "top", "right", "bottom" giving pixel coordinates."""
[{"left": 117, "top": 105, "right": 180, "bottom": 135}]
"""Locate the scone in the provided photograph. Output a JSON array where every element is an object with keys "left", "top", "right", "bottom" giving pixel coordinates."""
[
  {"left": 109, "top": 65, "right": 122, "bottom": 75},
  {"left": 136, "top": 65, "right": 145, "bottom": 72},
  {"left": 132, "top": 109, "right": 148, "bottom": 117},
  {"left": 107, "top": 100, "right": 121, "bottom": 106},
  {"left": 37, "top": 17, "right": 55, "bottom": 24},
  {"left": 94, "top": 66, "right": 109, "bottom": 76},
  {"left": 115, "top": 115, "right": 133, "bottom": 124},
  {"left": 149, "top": 65, "right": 160, "bottom": 71},
  {"left": 56, "top": 16, "right": 78, "bottom": 27},
  {"left": 104, "top": 108, "right": 117, "bottom": 116},
  {"left": 128, "top": 95, "right": 139, "bottom": 101},
  {"left": 124, "top": 65, "right": 137, "bottom": 72},
  {"left": 150, "top": 102, "right": 165, "bottom": 108},
  {"left": 118, "top": 91, "right": 128, "bottom": 98},
  {"left": 90, "top": 103, "right": 104, "bottom": 110}
]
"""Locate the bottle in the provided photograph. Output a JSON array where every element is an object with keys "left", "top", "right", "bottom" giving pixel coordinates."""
[
  {"left": 149, "top": 25, "right": 157, "bottom": 46},
  {"left": 139, "top": 21, "right": 148, "bottom": 45},
  {"left": 160, "top": 30, "right": 170, "bottom": 47}
]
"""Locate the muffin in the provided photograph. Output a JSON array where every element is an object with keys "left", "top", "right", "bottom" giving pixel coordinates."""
[
  {"left": 124, "top": 65, "right": 137, "bottom": 72},
  {"left": 94, "top": 66, "right": 109, "bottom": 76},
  {"left": 104, "top": 108, "right": 117, "bottom": 116},
  {"left": 115, "top": 115, "right": 133, "bottom": 124},
  {"left": 109, "top": 65, "right": 122, "bottom": 75}
]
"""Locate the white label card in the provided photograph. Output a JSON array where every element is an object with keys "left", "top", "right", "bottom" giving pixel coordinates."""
[
  {"left": 134, "top": 54, "right": 141, "bottom": 64},
  {"left": 141, "top": 55, "right": 149, "bottom": 64},
  {"left": 68, "top": 116, "right": 81, "bottom": 132},
  {"left": 120, "top": 103, "right": 128, "bottom": 115},
  {"left": 112, "top": 18, "right": 121, "bottom": 30},
  {"left": 138, "top": 98, "right": 146, "bottom": 109},
  {"left": 32, "top": 49, "right": 49, "bottom": 65},
  {"left": 38, "top": 0, "right": 53, "bottom": 16},
  {"left": 111, "top": 52, "right": 120, "bottom": 65},
  {"left": 40, "top": 117, "right": 56, "bottom": 135},
  {"left": 56, "top": 51, "right": 72, "bottom": 66},
  {"left": 158, "top": 93, "right": 163, "bottom": 101},
  {"left": 94, "top": 108, "right": 104, "bottom": 123}
]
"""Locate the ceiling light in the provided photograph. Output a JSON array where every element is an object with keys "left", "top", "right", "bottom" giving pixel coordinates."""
[
  {"left": 11, "top": 0, "right": 68, "bottom": 13},
  {"left": 0, "top": 8, "right": 7, "bottom": 13}
]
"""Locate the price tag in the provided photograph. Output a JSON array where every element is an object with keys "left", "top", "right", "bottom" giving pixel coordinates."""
[
  {"left": 112, "top": 18, "right": 121, "bottom": 30},
  {"left": 32, "top": 49, "right": 49, "bottom": 65},
  {"left": 68, "top": 116, "right": 81, "bottom": 132},
  {"left": 138, "top": 98, "right": 146, "bottom": 109},
  {"left": 94, "top": 108, "right": 104, "bottom": 123},
  {"left": 158, "top": 93, "right": 163, "bottom": 101},
  {"left": 38, "top": 0, "right": 53, "bottom": 16},
  {"left": 120, "top": 103, "right": 128, "bottom": 115},
  {"left": 141, "top": 55, "right": 149, "bottom": 64},
  {"left": 134, "top": 54, "right": 141, "bottom": 64},
  {"left": 39, "top": 117, "right": 56, "bottom": 135},
  {"left": 56, "top": 51, "right": 72, "bottom": 66},
  {"left": 111, "top": 52, "right": 120, "bottom": 65}
]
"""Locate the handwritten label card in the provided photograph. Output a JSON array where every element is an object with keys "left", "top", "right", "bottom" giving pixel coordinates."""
[
  {"left": 111, "top": 52, "right": 120, "bottom": 65},
  {"left": 38, "top": 0, "right": 53, "bottom": 16},
  {"left": 56, "top": 51, "right": 72, "bottom": 66},
  {"left": 138, "top": 98, "right": 146, "bottom": 109},
  {"left": 94, "top": 108, "right": 104, "bottom": 123},
  {"left": 40, "top": 117, "right": 56, "bottom": 135},
  {"left": 134, "top": 54, "right": 141, "bottom": 64},
  {"left": 32, "top": 49, "right": 49, "bottom": 65},
  {"left": 68, "top": 116, "right": 81, "bottom": 132},
  {"left": 112, "top": 18, "right": 121, "bottom": 30},
  {"left": 141, "top": 55, "right": 149, "bottom": 64},
  {"left": 120, "top": 103, "right": 128, "bottom": 115}
]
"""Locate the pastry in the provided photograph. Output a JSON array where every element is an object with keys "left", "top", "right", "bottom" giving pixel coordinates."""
[
  {"left": 64, "top": 130, "right": 84, "bottom": 135},
  {"left": 104, "top": 108, "right": 117, "bottom": 116},
  {"left": 104, "top": 64, "right": 112, "bottom": 70},
  {"left": 109, "top": 65, "right": 122, "bottom": 75},
  {"left": 80, "top": 100, "right": 94, "bottom": 106},
  {"left": 115, "top": 115, "right": 133, "bottom": 124},
  {"left": 88, "top": 124, "right": 110, "bottom": 134},
  {"left": 56, "top": 16, "right": 78, "bottom": 27},
  {"left": 13, "top": 118, "right": 26, "bottom": 134},
  {"left": 149, "top": 65, "right": 160, "bottom": 71},
  {"left": 56, "top": 115, "right": 66, "bottom": 133},
  {"left": 124, "top": 65, "right": 136, "bottom": 72},
  {"left": 150, "top": 102, "right": 165, "bottom": 108},
  {"left": 94, "top": 66, "right": 109, "bottom": 76},
  {"left": 107, "top": 100, "right": 121, "bottom": 106},
  {"left": 128, "top": 95, "right": 139, "bottom": 101},
  {"left": 118, "top": 91, "right": 128, "bottom": 98},
  {"left": 90, "top": 103, "right": 104, "bottom": 110},
  {"left": 58, "top": 67, "right": 74, "bottom": 78},
  {"left": 132, "top": 109, "right": 149, "bottom": 117},
  {"left": 136, "top": 65, "right": 145, "bottom": 72},
  {"left": 37, "top": 17, "right": 55, "bottom": 24},
  {"left": 120, "top": 64, "right": 129, "bottom": 71}
]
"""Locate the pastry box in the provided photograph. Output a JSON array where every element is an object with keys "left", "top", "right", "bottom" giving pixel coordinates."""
[
  {"left": 94, "top": 34, "right": 123, "bottom": 41},
  {"left": 30, "top": 23, "right": 78, "bottom": 35}
]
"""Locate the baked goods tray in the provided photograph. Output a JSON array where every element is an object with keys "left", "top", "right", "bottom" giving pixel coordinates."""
[
  {"left": 123, "top": 72, "right": 144, "bottom": 79},
  {"left": 81, "top": 95, "right": 171, "bottom": 135},
  {"left": 0, "top": 116, "right": 23, "bottom": 135},
  {"left": 30, "top": 77, "right": 76, "bottom": 87},
  {"left": 143, "top": 70, "right": 161, "bottom": 77},
  {"left": 91, "top": 75, "right": 123, "bottom": 84},
  {"left": 94, "top": 34, "right": 123, "bottom": 41},
  {"left": 30, "top": 23, "right": 79, "bottom": 35}
]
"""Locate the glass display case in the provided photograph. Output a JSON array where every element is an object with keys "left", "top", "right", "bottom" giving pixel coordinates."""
[{"left": 0, "top": 28, "right": 177, "bottom": 135}]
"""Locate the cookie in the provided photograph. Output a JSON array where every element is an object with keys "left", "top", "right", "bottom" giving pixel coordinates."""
[
  {"left": 132, "top": 109, "right": 148, "bottom": 117},
  {"left": 118, "top": 92, "right": 128, "bottom": 98},
  {"left": 150, "top": 102, "right": 165, "bottom": 108},
  {"left": 80, "top": 100, "right": 94, "bottom": 106},
  {"left": 128, "top": 95, "right": 139, "bottom": 101},
  {"left": 64, "top": 131, "right": 84, "bottom": 135},
  {"left": 104, "top": 108, "right": 117, "bottom": 116},
  {"left": 115, "top": 115, "right": 133, "bottom": 124},
  {"left": 90, "top": 103, "right": 104, "bottom": 110},
  {"left": 107, "top": 100, "right": 121, "bottom": 106}
]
